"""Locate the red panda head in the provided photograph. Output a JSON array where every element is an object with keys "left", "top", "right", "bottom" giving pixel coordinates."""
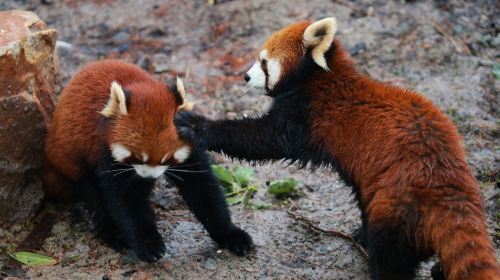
[
  {"left": 100, "top": 78, "right": 193, "bottom": 179},
  {"left": 245, "top": 17, "right": 337, "bottom": 93}
]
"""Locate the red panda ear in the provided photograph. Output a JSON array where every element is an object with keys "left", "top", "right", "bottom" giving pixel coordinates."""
[
  {"left": 100, "top": 81, "right": 128, "bottom": 117},
  {"left": 173, "top": 77, "right": 194, "bottom": 112},
  {"left": 303, "top": 17, "right": 337, "bottom": 71}
]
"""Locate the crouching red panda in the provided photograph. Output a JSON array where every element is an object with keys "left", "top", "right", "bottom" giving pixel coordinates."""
[
  {"left": 43, "top": 60, "right": 253, "bottom": 262},
  {"left": 175, "top": 18, "right": 500, "bottom": 279}
]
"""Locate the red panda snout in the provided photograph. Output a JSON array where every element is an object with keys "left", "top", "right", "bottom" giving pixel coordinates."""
[
  {"left": 109, "top": 141, "right": 191, "bottom": 179},
  {"left": 246, "top": 49, "right": 282, "bottom": 92},
  {"left": 132, "top": 164, "right": 167, "bottom": 179}
]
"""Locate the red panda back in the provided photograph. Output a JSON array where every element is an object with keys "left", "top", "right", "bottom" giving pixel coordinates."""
[{"left": 305, "top": 40, "right": 499, "bottom": 279}]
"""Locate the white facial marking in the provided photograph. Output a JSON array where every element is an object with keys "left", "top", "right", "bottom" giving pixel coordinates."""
[
  {"left": 246, "top": 49, "right": 281, "bottom": 91},
  {"left": 161, "top": 153, "right": 169, "bottom": 164},
  {"left": 246, "top": 61, "right": 266, "bottom": 89},
  {"left": 132, "top": 164, "right": 167, "bottom": 179},
  {"left": 173, "top": 146, "right": 191, "bottom": 163},
  {"left": 110, "top": 143, "right": 131, "bottom": 162},
  {"left": 259, "top": 49, "right": 268, "bottom": 60},
  {"left": 266, "top": 58, "right": 281, "bottom": 89},
  {"left": 141, "top": 152, "right": 149, "bottom": 163}
]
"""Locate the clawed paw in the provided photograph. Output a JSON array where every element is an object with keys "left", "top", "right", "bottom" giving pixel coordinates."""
[
  {"left": 174, "top": 111, "right": 207, "bottom": 146},
  {"left": 219, "top": 227, "right": 254, "bottom": 256},
  {"left": 100, "top": 232, "right": 128, "bottom": 252},
  {"left": 133, "top": 233, "right": 166, "bottom": 263},
  {"left": 96, "top": 224, "right": 128, "bottom": 252}
]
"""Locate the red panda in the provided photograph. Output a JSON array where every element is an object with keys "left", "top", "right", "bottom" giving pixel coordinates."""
[
  {"left": 176, "top": 18, "right": 500, "bottom": 279},
  {"left": 43, "top": 60, "right": 253, "bottom": 262}
]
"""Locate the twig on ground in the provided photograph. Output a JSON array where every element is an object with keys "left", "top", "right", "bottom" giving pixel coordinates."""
[
  {"left": 431, "top": 20, "right": 470, "bottom": 55},
  {"left": 331, "top": 0, "right": 356, "bottom": 9},
  {"left": 385, "top": 78, "right": 407, "bottom": 85},
  {"left": 286, "top": 200, "right": 368, "bottom": 259},
  {"left": 459, "top": 35, "right": 472, "bottom": 55}
]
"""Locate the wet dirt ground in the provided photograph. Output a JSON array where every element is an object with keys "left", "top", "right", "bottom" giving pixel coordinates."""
[{"left": 1, "top": 0, "right": 498, "bottom": 279}]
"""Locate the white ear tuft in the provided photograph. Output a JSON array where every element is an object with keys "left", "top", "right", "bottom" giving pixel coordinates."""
[
  {"left": 176, "top": 76, "right": 186, "bottom": 100},
  {"left": 100, "top": 81, "right": 128, "bottom": 117},
  {"left": 303, "top": 17, "right": 337, "bottom": 71},
  {"left": 178, "top": 101, "right": 194, "bottom": 112},
  {"left": 176, "top": 76, "right": 194, "bottom": 111}
]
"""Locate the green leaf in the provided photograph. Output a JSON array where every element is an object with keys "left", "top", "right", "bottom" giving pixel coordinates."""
[
  {"left": 242, "top": 186, "right": 258, "bottom": 207},
  {"left": 9, "top": 251, "right": 58, "bottom": 266},
  {"left": 267, "top": 178, "right": 298, "bottom": 198},
  {"left": 225, "top": 187, "right": 246, "bottom": 197},
  {"left": 212, "top": 165, "right": 235, "bottom": 191},
  {"left": 249, "top": 202, "right": 271, "bottom": 210},
  {"left": 233, "top": 166, "right": 254, "bottom": 187},
  {"left": 230, "top": 182, "right": 242, "bottom": 194},
  {"left": 493, "top": 63, "right": 500, "bottom": 80},
  {"left": 226, "top": 195, "right": 244, "bottom": 206}
]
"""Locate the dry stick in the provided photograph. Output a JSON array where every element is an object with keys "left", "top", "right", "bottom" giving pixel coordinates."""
[
  {"left": 331, "top": 0, "right": 356, "bottom": 9},
  {"left": 431, "top": 20, "right": 470, "bottom": 55},
  {"left": 459, "top": 35, "right": 472, "bottom": 55},
  {"left": 286, "top": 201, "right": 369, "bottom": 259}
]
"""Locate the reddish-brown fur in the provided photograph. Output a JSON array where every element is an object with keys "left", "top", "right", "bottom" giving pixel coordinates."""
[
  {"left": 265, "top": 22, "right": 500, "bottom": 279},
  {"left": 44, "top": 60, "right": 185, "bottom": 197},
  {"left": 262, "top": 21, "right": 308, "bottom": 77},
  {"left": 311, "top": 48, "right": 498, "bottom": 279}
]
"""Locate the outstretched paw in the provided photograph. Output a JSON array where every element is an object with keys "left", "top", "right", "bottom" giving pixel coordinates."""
[
  {"left": 174, "top": 111, "right": 207, "bottom": 146},
  {"left": 219, "top": 227, "right": 254, "bottom": 256},
  {"left": 133, "top": 232, "right": 166, "bottom": 263}
]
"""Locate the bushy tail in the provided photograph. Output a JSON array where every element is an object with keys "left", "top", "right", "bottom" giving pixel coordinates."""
[{"left": 430, "top": 197, "right": 500, "bottom": 280}]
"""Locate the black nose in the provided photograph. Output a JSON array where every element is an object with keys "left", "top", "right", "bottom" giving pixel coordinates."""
[{"left": 244, "top": 74, "right": 250, "bottom": 82}]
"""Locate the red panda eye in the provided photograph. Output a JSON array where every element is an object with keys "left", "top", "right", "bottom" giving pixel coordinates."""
[{"left": 261, "top": 59, "right": 267, "bottom": 66}]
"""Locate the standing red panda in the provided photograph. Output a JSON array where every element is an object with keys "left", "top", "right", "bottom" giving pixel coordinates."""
[
  {"left": 44, "top": 60, "right": 253, "bottom": 263},
  {"left": 176, "top": 18, "right": 500, "bottom": 279}
]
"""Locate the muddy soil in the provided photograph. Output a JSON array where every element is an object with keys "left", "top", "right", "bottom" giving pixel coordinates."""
[{"left": 1, "top": 0, "right": 498, "bottom": 279}]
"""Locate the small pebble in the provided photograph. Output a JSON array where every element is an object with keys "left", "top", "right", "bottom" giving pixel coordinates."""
[
  {"left": 204, "top": 257, "right": 217, "bottom": 271},
  {"left": 367, "top": 6, "right": 374, "bottom": 17}
]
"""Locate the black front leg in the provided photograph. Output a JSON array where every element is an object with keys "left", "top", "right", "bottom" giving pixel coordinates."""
[
  {"left": 76, "top": 174, "right": 127, "bottom": 251},
  {"left": 176, "top": 112, "right": 286, "bottom": 162},
  {"left": 166, "top": 147, "right": 253, "bottom": 256},
  {"left": 97, "top": 161, "right": 166, "bottom": 263}
]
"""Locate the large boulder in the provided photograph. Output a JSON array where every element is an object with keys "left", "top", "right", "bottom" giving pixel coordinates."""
[{"left": 0, "top": 10, "right": 59, "bottom": 226}]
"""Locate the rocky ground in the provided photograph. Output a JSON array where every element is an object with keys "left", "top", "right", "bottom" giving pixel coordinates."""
[{"left": 0, "top": 0, "right": 498, "bottom": 279}]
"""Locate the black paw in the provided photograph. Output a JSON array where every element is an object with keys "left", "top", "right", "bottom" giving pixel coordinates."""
[
  {"left": 133, "top": 232, "right": 166, "bottom": 263},
  {"left": 95, "top": 221, "right": 128, "bottom": 252},
  {"left": 174, "top": 111, "right": 207, "bottom": 146},
  {"left": 99, "top": 231, "right": 128, "bottom": 252},
  {"left": 218, "top": 227, "right": 254, "bottom": 256}
]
